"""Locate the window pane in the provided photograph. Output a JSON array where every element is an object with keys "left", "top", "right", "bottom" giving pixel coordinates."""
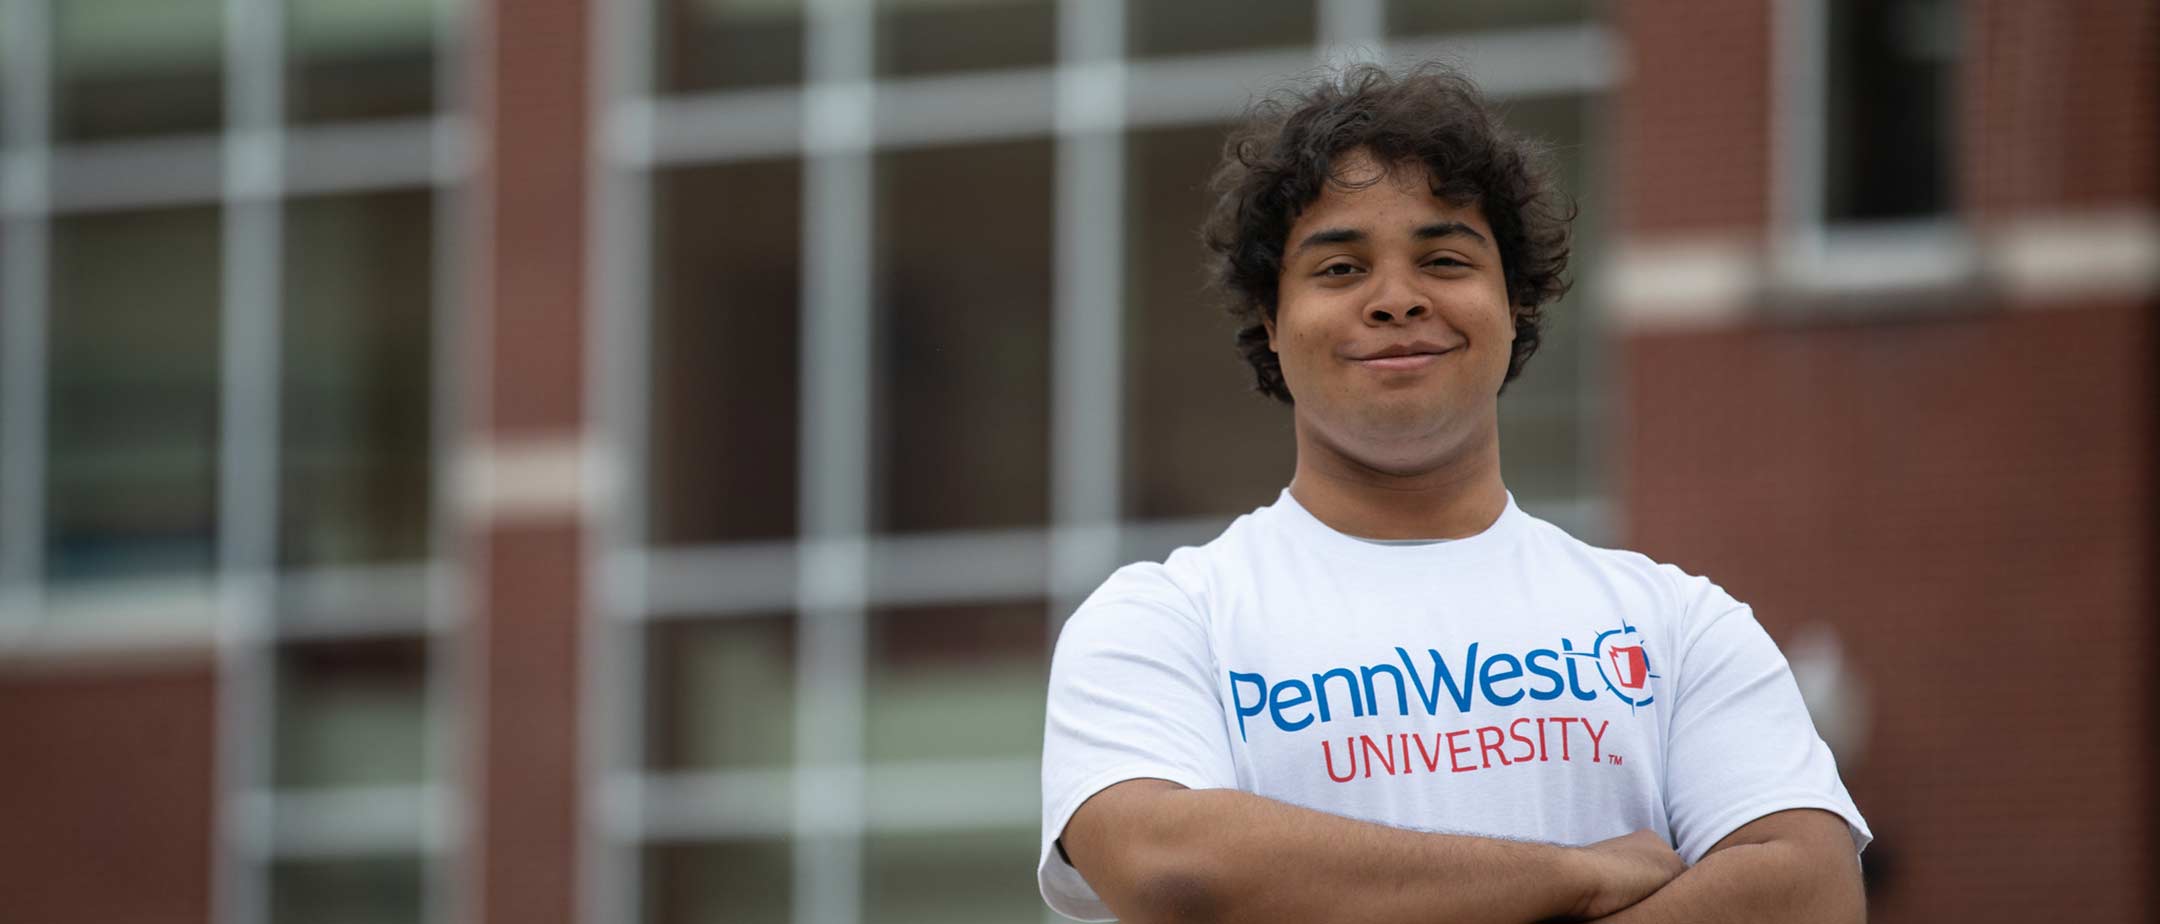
[
  {"left": 1129, "top": 0, "right": 1312, "bottom": 58},
  {"left": 655, "top": 0, "right": 805, "bottom": 94},
  {"left": 1491, "top": 95, "right": 1598, "bottom": 505},
  {"left": 646, "top": 616, "right": 797, "bottom": 772},
  {"left": 1386, "top": 0, "right": 1594, "bottom": 36},
  {"left": 275, "top": 637, "right": 431, "bottom": 787},
  {"left": 270, "top": 855, "right": 426, "bottom": 924},
  {"left": 46, "top": 207, "right": 221, "bottom": 582},
  {"left": 644, "top": 840, "right": 792, "bottom": 924},
  {"left": 280, "top": 190, "right": 434, "bottom": 568},
  {"left": 871, "top": 140, "right": 1053, "bottom": 534},
  {"left": 875, "top": 0, "right": 1054, "bottom": 77},
  {"left": 650, "top": 159, "right": 804, "bottom": 545},
  {"left": 1825, "top": 0, "right": 1956, "bottom": 220},
  {"left": 1122, "top": 126, "right": 1294, "bottom": 521},
  {"left": 862, "top": 828, "right": 1041, "bottom": 924},
  {"left": 865, "top": 601, "right": 1046, "bottom": 763},
  {"left": 287, "top": 0, "right": 441, "bottom": 123},
  {"left": 54, "top": 0, "right": 223, "bottom": 141}
]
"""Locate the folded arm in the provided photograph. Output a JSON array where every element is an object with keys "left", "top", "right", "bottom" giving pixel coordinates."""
[
  {"left": 1588, "top": 808, "right": 1864, "bottom": 924},
  {"left": 1059, "top": 778, "right": 1684, "bottom": 924}
]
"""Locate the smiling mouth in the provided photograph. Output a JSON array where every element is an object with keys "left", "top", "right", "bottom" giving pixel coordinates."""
[{"left": 1352, "top": 347, "right": 1456, "bottom": 370}]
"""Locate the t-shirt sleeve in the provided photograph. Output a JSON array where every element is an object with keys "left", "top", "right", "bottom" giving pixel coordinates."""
[
  {"left": 1660, "top": 567, "right": 1873, "bottom": 864},
  {"left": 1038, "top": 565, "right": 1239, "bottom": 922}
]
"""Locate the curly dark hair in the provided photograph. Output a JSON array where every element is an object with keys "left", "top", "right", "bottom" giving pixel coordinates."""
[{"left": 1200, "top": 61, "right": 1575, "bottom": 402}]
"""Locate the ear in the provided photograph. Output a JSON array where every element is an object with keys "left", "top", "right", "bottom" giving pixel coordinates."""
[{"left": 1262, "top": 312, "right": 1278, "bottom": 351}]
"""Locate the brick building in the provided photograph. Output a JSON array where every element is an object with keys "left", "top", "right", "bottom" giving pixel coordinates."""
[{"left": 0, "top": 1, "right": 2150, "bottom": 923}]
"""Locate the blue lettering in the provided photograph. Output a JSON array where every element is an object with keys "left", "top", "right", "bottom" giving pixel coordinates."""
[
  {"left": 1311, "top": 668, "right": 1365, "bottom": 721},
  {"left": 1360, "top": 663, "right": 1409, "bottom": 717},
  {"left": 1394, "top": 645, "right": 1479, "bottom": 714},
  {"left": 1228, "top": 671, "right": 1268, "bottom": 741},
  {"left": 1560, "top": 639, "right": 1598, "bottom": 702},
  {"left": 1479, "top": 653, "right": 1525, "bottom": 707},
  {"left": 1524, "top": 649, "right": 1565, "bottom": 701},
  {"left": 1269, "top": 679, "right": 1315, "bottom": 732}
]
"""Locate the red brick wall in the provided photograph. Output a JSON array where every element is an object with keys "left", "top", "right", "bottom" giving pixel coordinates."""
[
  {"left": 1965, "top": 0, "right": 2160, "bottom": 218},
  {"left": 1612, "top": 0, "right": 1774, "bottom": 234},
  {"left": 472, "top": 1, "right": 592, "bottom": 923},
  {"left": 0, "top": 663, "right": 216, "bottom": 924},
  {"left": 1620, "top": 301, "right": 2153, "bottom": 922}
]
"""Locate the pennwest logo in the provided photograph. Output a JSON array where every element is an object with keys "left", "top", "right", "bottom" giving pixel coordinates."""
[{"left": 1226, "top": 618, "right": 1662, "bottom": 741}]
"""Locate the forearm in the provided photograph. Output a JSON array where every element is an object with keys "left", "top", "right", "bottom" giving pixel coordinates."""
[
  {"left": 1108, "top": 787, "right": 1590, "bottom": 924},
  {"left": 1587, "top": 840, "right": 1862, "bottom": 924}
]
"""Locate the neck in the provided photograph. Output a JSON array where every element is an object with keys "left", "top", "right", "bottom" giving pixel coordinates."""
[{"left": 1286, "top": 416, "right": 1509, "bottom": 541}]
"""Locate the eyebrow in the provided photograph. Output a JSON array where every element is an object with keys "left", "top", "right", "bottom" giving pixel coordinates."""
[{"left": 1291, "top": 221, "right": 1489, "bottom": 255}]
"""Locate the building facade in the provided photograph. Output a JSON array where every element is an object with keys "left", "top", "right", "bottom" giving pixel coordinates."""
[{"left": 0, "top": 1, "right": 2150, "bottom": 922}]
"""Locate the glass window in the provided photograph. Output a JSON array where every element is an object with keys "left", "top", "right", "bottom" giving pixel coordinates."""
[
  {"left": 865, "top": 601, "right": 1046, "bottom": 763},
  {"left": 274, "top": 637, "right": 431, "bottom": 787},
  {"left": 1122, "top": 126, "right": 1295, "bottom": 521},
  {"left": 1128, "top": 0, "right": 1312, "bottom": 59},
  {"left": 645, "top": 615, "right": 798, "bottom": 772},
  {"left": 286, "top": 0, "right": 442, "bottom": 123},
  {"left": 280, "top": 190, "right": 435, "bottom": 569},
  {"left": 870, "top": 140, "right": 1052, "bottom": 534},
  {"left": 654, "top": 0, "right": 805, "bottom": 95},
  {"left": 644, "top": 840, "right": 792, "bottom": 924},
  {"left": 270, "top": 856, "right": 425, "bottom": 924},
  {"left": 1387, "top": 0, "right": 1595, "bottom": 37},
  {"left": 862, "top": 828, "right": 1042, "bottom": 924},
  {"left": 53, "top": 0, "right": 224, "bottom": 141},
  {"left": 1825, "top": 0, "right": 1957, "bottom": 221},
  {"left": 649, "top": 159, "right": 804, "bottom": 546},
  {"left": 46, "top": 206, "right": 221, "bottom": 582},
  {"left": 1491, "top": 95, "right": 1597, "bottom": 505},
  {"left": 875, "top": 0, "right": 1054, "bottom": 78}
]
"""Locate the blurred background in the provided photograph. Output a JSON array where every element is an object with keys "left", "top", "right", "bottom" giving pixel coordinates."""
[{"left": 0, "top": 0, "right": 2152, "bottom": 922}]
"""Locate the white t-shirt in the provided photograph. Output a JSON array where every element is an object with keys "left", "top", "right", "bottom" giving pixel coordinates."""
[{"left": 1038, "top": 489, "right": 1871, "bottom": 922}]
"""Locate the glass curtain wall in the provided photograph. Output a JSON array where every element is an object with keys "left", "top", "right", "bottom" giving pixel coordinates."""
[
  {"left": 603, "top": 2, "right": 1612, "bottom": 923},
  {"left": 0, "top": 0, "right": 465, "bottom": 922}
]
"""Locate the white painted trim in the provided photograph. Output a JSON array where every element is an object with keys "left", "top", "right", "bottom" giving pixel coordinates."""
[
  {"left": 454, "top": 432, "right": 615, "bottom": 524},
  {"left": 1602, "top": 238, "right": 1760, "bottom": 329},
  {"left": 1989, "top": 210, "right": 2160, "bottom": 302},
  {"left": 1609, "top": 211, "right": 2160, "bottom": 330}
]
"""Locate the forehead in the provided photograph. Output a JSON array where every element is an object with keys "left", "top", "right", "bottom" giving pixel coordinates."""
[{"left": 1290, "top": 150, "right": 1481, "bottom": 233}]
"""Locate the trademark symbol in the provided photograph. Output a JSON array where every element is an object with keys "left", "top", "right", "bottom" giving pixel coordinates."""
[{"left": 1607, "top": 754, "right": 1622, "bottom": 765}]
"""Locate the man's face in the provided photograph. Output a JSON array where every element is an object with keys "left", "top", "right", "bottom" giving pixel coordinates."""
[{"left": 1264, "top": 149, "right": 1515, "bottom": 473}]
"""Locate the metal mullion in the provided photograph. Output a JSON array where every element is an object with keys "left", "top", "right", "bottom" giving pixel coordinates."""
[
  {"left": 424, "top": 0, "right": 479, "bottom": 921},
  {"left": 0, "top": 0, "right": 50, "bottom": 631},
  {"left": 1317, "top": 0, "right": 1385, "bottom": 58},
  {"left": 795, "top": 0, "right": 874, "bottom": 922},
  {"left": 586, "top": 0, "right": 657, "bottom": 919},
  {"left": 1048, "top": 0, "right": 1127, "bottom": 621},
  {"left": 212, "top": 1, "right": 285, "bottom": 924}
]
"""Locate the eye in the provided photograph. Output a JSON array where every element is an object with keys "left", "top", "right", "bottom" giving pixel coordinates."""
[
  {"left": 1317, "top": 262, "right": 1362, "bottom": 277},
  {"left": 1426, "top": 256, "right": 1468, "bottom": 269}
]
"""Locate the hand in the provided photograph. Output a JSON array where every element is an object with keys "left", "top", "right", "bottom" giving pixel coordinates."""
[{"left": 1568, "top": 829, "right": 1686, "bottom": 919}]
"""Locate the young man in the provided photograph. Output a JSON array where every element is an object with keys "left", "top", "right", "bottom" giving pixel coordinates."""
[{"left": 1037, "top": 64, "right": 1870, "bottom": 923}]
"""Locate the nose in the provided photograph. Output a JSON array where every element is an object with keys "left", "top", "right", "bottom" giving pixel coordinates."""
[{"left": 1363, "top": 265, "right": 1429, "bottom": 325}]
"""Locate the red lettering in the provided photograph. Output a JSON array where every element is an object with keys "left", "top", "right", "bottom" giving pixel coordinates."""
[
  {"left": 1582, "top": 718, "right": 1607, "bottom": 763},
  {"left": 1446, "top": 729, "right": 1476, "bottom": 773},
  {"left": 1475, "top": 725, "right": 1511, "bottom": 768},
  {"left": 1509, "top": 718, "right": 1537, "bottom": 764},
  {"left": 1551, "top": 717, "right": 1576, "bottom": 761},
  {"left": 1322, "top": 738, "right": 1357, "bottom": 782},
  {"left": 1536, "top": 717, "right": 1550, "bottom": 761},
  {"left": 1360, "top": 734, "right": 1397, "bottom": 778},
  {"left": 1411, "top": 732, "right": 1444, "bottom": 772}
]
